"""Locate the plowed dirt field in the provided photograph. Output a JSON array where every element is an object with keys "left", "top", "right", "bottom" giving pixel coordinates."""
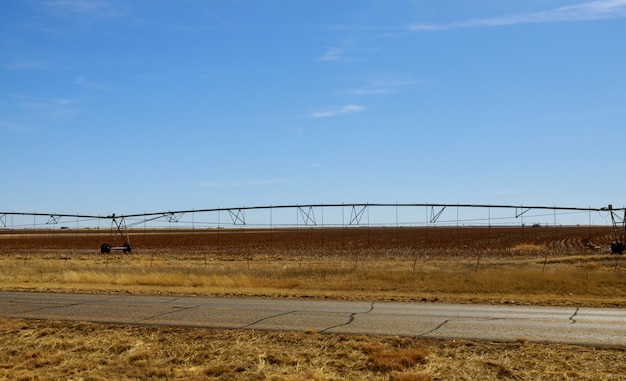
[{"left": 0, "top": 225, "right": 617, "bottom": 259}]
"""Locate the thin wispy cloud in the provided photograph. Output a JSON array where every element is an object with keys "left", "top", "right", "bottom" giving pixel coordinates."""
[
  {"left": 310, "top": 105, "right": 365, "bottom": 118},
  {"left": 11, "top": 94, "right": 81, "bottom": 121},
  {"left": 318, "top": 47, "right": 344, "bottom": 61},
  {"left": 410, "top": 0, "right": 626, "bottom": 31},
  {"left": 347, "top": 79, "right": 418, "bottom": 95},
  {"left": 317, "top": 39, "right": 361, "bottom": 62},
  {"left": 348, "top": 87, "right": 394, "bottom": 95},
  {"left": 74, "top": 76, "right": 114, "bottom": 90}
]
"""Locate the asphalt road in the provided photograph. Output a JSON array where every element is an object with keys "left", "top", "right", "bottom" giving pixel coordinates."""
[{"left": 1, "top": 291, "right": 624, "bottom": 346}]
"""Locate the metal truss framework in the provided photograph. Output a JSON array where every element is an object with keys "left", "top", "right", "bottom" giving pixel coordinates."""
[
  {"left": 1, "top": 203, "right": 623, "bottom": 228},
  {"left": 2, "top": 203, "right": 624, "bottom": 253},
  {"left": 298, "top": 206, "right": 317, "bottom": 226}
]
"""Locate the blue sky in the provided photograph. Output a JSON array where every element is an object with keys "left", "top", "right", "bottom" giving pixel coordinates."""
[{"left": 1, "top": 0, "right": 625, "bottom": 217}]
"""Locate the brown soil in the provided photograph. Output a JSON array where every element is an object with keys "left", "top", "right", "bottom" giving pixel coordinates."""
[{"left": 0, "top": 225, "right": 616, "bottom": 259}]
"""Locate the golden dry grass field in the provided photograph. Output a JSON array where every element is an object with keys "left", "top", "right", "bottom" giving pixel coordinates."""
[{"left": 1, "top": 226, "right": 625, "bottom": 380}]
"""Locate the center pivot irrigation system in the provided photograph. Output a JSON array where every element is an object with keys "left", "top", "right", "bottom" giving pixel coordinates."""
[{"left": 1, "top": 203, "right": 625, "bottom": 254}]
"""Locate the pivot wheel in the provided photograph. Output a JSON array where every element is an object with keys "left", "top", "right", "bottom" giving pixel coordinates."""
[{"left": 611, "top": 241, "right": 625, "bottom": 255}]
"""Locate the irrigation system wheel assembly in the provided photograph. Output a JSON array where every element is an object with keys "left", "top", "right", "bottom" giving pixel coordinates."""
[
  {"left": 99, "top": 214, "right": 132, "bottom": 254},
  {"left": 100, "top": 243, "right": 131, "bottom": 254}
]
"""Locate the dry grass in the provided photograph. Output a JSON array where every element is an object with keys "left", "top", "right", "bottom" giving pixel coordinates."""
[
  {"left": 1, "top": 227, "right": 625, "bottom": 380},
  {"left": 1, "top": 318, "right": 624, "bottom": 381},
  {"left": 1, "top": 255, "right": 625, "bottom": 307}
]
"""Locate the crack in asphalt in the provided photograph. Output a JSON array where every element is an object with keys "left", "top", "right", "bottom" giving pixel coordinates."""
[
  {"left": 11, "top": 295, "right": 203, "bottom": 323},
  {"left": 318, "top": 302, "right": 375, "bottom": 334},
  {"left": 569, "top": 307, "right": 579, "bottom": 324},
  {"left": 417, "top": 317, "right": 501, "bottom": 337},
  {"left": 418, "top": 308, "right": 583, "bottom": 337},
  {"left": 8, "top": 296, "right": 120, "bottom": 314},
  {"left": 418, "top": 319, "right": 450, "bottom": 337},
  {"left": 140, "top": 306, "right": 195, "bottom": 322},
  {"left": 157, "top": 297, "right": 189, "bottom": 305},
  {"left": 239, "top": 311, "right": 297, "bottom": 329},
  {"left": 136, "top": 298, "right": 205, "bottom": 322}
]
